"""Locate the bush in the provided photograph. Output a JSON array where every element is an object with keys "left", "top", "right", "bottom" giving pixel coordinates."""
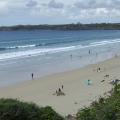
[
  {"left": 76, "top": 84, "right": 120, "bottom": 120},
  {"left": 76, "top": 107, "right": 96, "bottom": 120},
  {"left": 0, "top": 99, "right": 64, "bottom": 120}
]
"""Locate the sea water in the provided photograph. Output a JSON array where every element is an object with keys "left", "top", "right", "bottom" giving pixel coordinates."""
[{"left": 0, "top": 30, "right": 120, "bottom": 87}]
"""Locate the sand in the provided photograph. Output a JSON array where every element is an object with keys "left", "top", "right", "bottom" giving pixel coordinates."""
[{"left": 0, "top": 56, "right": 120, "bottom": 116}]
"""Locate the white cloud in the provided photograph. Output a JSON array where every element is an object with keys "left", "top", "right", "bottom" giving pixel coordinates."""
[
  {"left": 48, "top": 0, "right": 64, "bottom": 9},
  {"left": 26, "top": 0, "right": 38, "bottom": 8},
  {"left": 67, "top": 0, "right": 120, "bottom": 21},
  {"left": 0, "top": 1, "right": 8, "bottom": 15},
  {"left": 0, "top": 0, "right": 120, "bottom": 24}
]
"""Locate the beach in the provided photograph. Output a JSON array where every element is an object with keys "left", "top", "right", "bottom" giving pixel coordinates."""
[
  {"left": 0, "top": 1, "right": 120, "bottom": 119},
  {"left": 0, "top": 30, "right": 120, "bottom": 116},
  {"left": 0, "top": 56, "right": 120, "bottom": 116}
]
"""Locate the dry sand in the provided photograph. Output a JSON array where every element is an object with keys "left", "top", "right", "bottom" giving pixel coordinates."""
[{"left": 0, "top": 56, "right": 120, "bottom": 116}]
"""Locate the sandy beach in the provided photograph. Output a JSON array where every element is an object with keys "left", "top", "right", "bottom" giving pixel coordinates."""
[{"left": 0, "top": 56, "right": 120, "bottom": 116}]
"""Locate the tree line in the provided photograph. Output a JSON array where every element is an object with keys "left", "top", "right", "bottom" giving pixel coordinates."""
[{"left": 0, "top": 23, "right": 120, "bottom": 31}]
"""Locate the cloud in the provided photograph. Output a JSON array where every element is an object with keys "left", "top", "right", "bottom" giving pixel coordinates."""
[
  {"left": 0, "top": 1, "right": 9, "bottom": 15},
  {"left": 48, "top": 0, "right": 64, "bottom": 9},
  {"left": 0, "top": 0, "right": 120, "bottom": 25},
  {"left": 74, "top": 0, "right": 120, "bottom": 9},
  {"left": 70, "top": 0, "right": 120, "bottom": 20},
  {"left": 26, "top": 0, "right": 38, "bottom": 7}
]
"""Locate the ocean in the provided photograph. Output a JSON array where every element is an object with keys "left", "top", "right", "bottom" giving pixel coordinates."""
[{"left": 0, "top": 30, "right": 120, "bottom": 86}]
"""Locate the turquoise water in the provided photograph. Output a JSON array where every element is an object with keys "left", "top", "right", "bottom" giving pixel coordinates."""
[{"left": 0, "top": 30, "right": 120, "bottom": 86}]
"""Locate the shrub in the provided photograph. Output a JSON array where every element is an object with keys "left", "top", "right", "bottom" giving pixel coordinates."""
[
  {"left": 76, "top": 107, "right": 96, "bottom": 120},
  {"left": 0, "top": 99, "right": 64, "bottom": 120},
  {"left": 76, "top": 84, "right": 120, "bottom": 120}
]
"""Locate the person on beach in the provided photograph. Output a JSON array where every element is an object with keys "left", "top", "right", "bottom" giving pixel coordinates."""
[
  {"left": 31, "top": 73, "right": 34, "bottom": 79},
  {"left": 97, "top": 67, "right": 101, "bottom": 72},
  {"left": 89, "top": 50, "right": 91, "bottom": 54},
  {"left": 62, "top": 85, "right": 64, "bottom": 89},
  {"left": 59, "top": 88, "right": 61, "bottom": 92},
  {"left": 85, "top": 80, "right": 91, "bottom": 86},
  {"left": 88, "top": 80, "right": 90, "bottom": 85}
]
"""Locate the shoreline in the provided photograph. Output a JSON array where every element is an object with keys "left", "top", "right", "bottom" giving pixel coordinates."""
[
  {"left": 0, "top": 45, "right": 119, "bottom": 87},
  {"left": 0, "top": 56, "right": 120, "bottom": 116},
  {"left": 0, "top": 54, "right": 117, "bottom": 89}
]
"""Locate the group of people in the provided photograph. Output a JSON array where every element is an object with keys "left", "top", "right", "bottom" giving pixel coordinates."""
[
  {"left": 55, "top": 85, "right": 65, "bottom": 96},
  {"left": 97, "top": 67, "right": 101, "bottom": 72}
]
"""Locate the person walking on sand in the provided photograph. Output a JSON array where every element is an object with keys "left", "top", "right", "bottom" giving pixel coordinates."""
[
  {"left": 89, "top": 50, "right": 91, "bottom": 54},
  {"left": 62, "top": 85, "right": 64, "bottom": 89},
  {"left": 31, "top": 73, "right": 34, "bottom": 80}
]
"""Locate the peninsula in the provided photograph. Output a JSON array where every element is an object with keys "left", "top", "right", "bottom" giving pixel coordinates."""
[{"left": 0, "top": 23, "right": 120, "bottom": 31}]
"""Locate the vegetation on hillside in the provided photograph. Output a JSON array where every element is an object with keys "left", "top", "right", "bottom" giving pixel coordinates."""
[
  {"left": 0, "top": 23, "right": 120, "bottom": 31},
  {"left": 76, "top": 84, "right": 120, "bottom": 120},
  {"left": 0, "top": 99, "right": 64, "bottom": 120}
]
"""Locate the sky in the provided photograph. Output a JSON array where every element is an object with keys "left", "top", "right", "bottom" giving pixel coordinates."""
[{"left": 0, "top": 0, "right": 120, "bottom": 26}]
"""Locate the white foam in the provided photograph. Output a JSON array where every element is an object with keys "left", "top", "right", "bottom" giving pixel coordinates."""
[
  {"left": 0, "top": 38, "right": 120, "bottom": 61},
  {"left": 6, "top": 44, "right": 36, "bottom": 49},
  {"left": 0, "top": 46, "right": 76, "bottom": 61},
  {"left": 90, "top": 39, "right": 120, "bottom": 46}
]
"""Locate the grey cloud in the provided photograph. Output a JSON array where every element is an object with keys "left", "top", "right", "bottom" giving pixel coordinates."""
[
  {"left": 74, "top": 0, "right": 96, "bottom": 9},
  {"left": 68, "top": 0, "right": 120, "bottom": 21},
  {"left": 26, "top": 0, "right": 37, "bottom": 7},
  {"left": 74, "top": 0, "right": 120, "bottom": 9},
  {"left": 48, "top": 0, "right": 64, "bottom": 9}
]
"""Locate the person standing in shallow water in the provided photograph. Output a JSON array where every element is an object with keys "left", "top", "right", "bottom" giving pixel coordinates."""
[{"left": 31, "top": 73, "right": 34, "bottom": 80}]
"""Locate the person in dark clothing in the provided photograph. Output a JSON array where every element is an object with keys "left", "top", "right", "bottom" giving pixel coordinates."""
[
  {"left": 62, "top": 85, "right": 64, "bottom": 89},
  {"left": 89, "top": 50, "right": 91, "bottom": 54},
  {"left": 31, "top": 73, "right": 34, "bottom": 79},
  {"left": 58, "top": 88, "right": 61, "bottom": 92}
]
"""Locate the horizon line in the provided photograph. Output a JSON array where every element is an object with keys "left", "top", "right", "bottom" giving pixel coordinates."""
[{"left": 0, "top": 22, "right": 120, "bottom": 27}]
